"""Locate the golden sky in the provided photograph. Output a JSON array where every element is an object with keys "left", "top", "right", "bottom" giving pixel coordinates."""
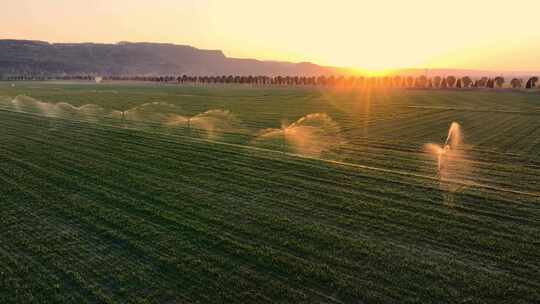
[{"left": 1, "top": 0, "right": 539, "bottom": 71}]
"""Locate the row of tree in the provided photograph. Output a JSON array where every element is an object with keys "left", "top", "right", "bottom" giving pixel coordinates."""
[{"left": 2, "top": 74, "right": 539, "bottom": 89}]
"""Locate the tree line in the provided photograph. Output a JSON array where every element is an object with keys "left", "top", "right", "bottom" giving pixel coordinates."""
[{"left": 2, "top": 74, "right": 539, "bottom": 89}]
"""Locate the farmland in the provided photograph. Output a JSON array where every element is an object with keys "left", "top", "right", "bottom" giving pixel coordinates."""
[{"left": 0, "top": 82, "right": 539, "bottom": 303}]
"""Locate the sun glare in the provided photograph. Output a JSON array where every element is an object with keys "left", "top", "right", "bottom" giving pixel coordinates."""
[{"left": 351, "top": 68, "right": 396, "bottom": 77}]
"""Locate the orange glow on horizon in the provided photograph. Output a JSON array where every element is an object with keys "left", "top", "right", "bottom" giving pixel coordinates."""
[{"left": 1, "top": 0, "right": 539, "bottom": 71}]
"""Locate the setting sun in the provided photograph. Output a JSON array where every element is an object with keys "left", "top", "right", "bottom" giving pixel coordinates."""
[{"left": 2, "top": 0, "right": 540, "bottom": 71}]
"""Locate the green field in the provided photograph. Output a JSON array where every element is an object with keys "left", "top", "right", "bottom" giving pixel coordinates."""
[{"left": 1, "top": 82, "right": 539, "bottom": 303}]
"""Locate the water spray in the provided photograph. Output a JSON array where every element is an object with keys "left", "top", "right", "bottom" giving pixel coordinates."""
[
  {"left": 424, "top": 122, "right": 468, "bottom": 206},
  {"left": 164, "top": 109, "right": 242, "bottom": 140},
  {"left": 253, "top": 113, "right": 345, "bottom": 157}
]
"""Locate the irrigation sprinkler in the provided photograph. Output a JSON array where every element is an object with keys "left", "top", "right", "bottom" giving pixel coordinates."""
[
  {"left": 121, "top": 110, "right": 126, "bottom": 127},
  {"left": 187, "top": 116, "right": 192, "bottom": 137},
  {"left": 283, "top": 128, "right": 287, "bottom": 152}
]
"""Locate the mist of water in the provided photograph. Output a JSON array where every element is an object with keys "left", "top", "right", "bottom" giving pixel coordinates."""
[
  {"left": 164, "top": 109, "right": 243, "bottom": 139},
  {"left": 424, "top": 122, "right": 469, "bottom": 206},
  {"left": 111, "top": 102, "right": 183, "bottom": 125},
  {"left": 0, "top": 95, "right": 110, "bottom": 122},
  {"left": 0, "top": 96, "right": 244, "bottom": 139},
  {"left": 252, "top": 113, "right": 345, "bottom": 157}
]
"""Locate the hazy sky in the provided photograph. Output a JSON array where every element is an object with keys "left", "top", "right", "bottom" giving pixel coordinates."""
[{"left": 1, "top": 0, "right": 539, "bottom": 71}]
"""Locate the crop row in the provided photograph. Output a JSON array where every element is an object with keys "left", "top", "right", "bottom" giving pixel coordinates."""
[{"left": 1, "top": 110, "right": 539, "bottom": 303}]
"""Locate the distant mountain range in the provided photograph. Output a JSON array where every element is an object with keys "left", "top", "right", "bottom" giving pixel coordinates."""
[
  {"left": 0, "top": 39, "right": 537, "bottom": 77},
  {"left": 0, "top": 39, "right": 340, "bottom": 76}
]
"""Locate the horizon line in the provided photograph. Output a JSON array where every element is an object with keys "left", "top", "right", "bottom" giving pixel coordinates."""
[{"left": 2, "top": 37, "right": 540, "bottom": 75}]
